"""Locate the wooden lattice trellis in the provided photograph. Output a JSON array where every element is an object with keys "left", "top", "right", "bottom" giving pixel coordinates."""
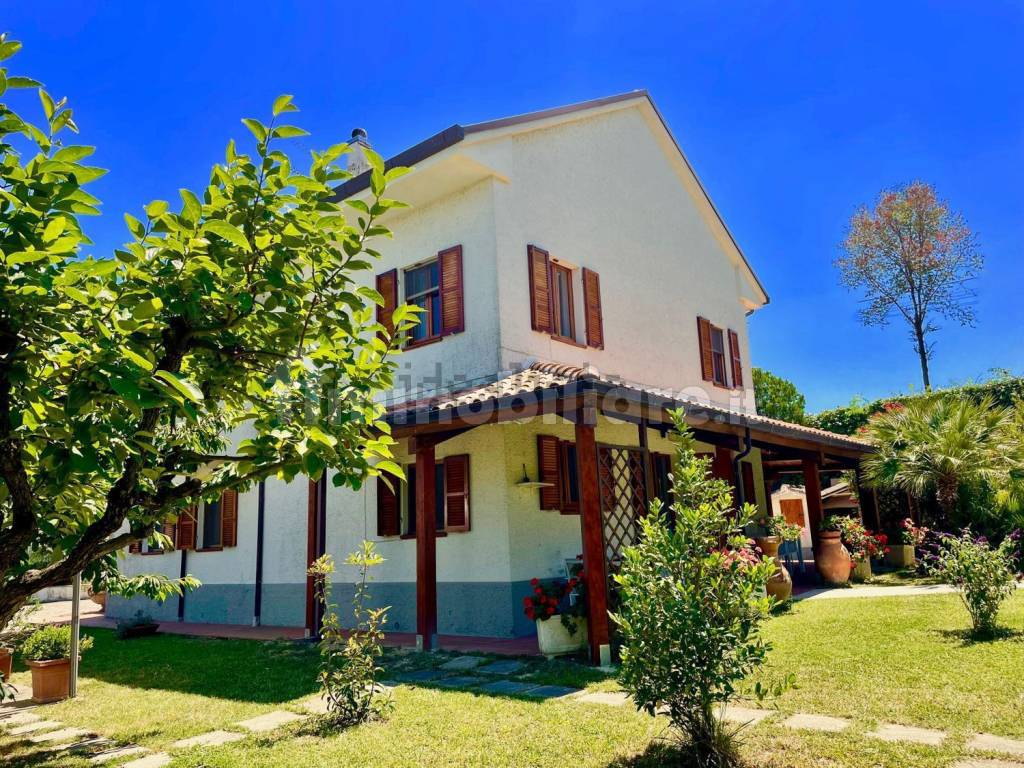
[{"left": 597, "top": 446, "right": 647, "bottom": 572}]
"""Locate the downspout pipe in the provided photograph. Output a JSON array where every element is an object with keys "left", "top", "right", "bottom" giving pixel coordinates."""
[
  {"left": 253, "top": 480, "right": 266, "bottom": 627},
  {"left": 732, "top": 427, "right": 753, "bottom": 506}
]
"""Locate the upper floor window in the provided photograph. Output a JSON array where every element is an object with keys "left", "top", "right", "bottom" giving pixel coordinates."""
[
  {"left": 527, "top": 245, "right": 603, "bottom": 349},
  {"left": 697, "top": 316, "right": 743, "bottom": 389},
  {"left": 550, "top": 262, "right": 575, "bottom": 341},
  {"left": 710, "top": 325, "right": 728, "bottom": 387},
  {"left": 404, "top": 260, "right": 442, "bottom": 344}
]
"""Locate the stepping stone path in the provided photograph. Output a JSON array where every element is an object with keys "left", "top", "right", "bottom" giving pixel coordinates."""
[
  {"left": 968, "top": 733, "right": 1024, "bottom": 756},
  {"left": 576, "top": 691, "right": 630, "bottom": 707},
  {"left": 302, "top": 696, "right": 331, "bottom": 714},
  {"left": 477, "top": 660, "right": 526, "bottom": 675},
  {"left": 439, "top": 655, "right": 487, "bottom": 671},
  {"left": 0, "top": 710, "right": 41, "bottom": 727},
  {"left": 782, "top": 713, "right": 851, "bottom": 733},
  {"left": 954, "top": 761, "right": 1024, "bottom": 768},
  {"left": 236, "top": 710, "right": 306, "bottom": 733},
  {"left": 122, "top": 754, "right": 172, "bottom": 768},
  {"left": 399, "top": 668, "right": 449, "bottom": 683},
  {"left": 434, "top": 676, "right": 480, "bottom": 689},
  {"left": 721, "top": 706, "right": 773, "bottom": 725},
  {"left": 476, "top": 680, "right": 538, "bottom": 695},
  {"left": 171, "top": 730, "right": 246, "bottom": 748},
  {"left": 29, "top": 726, "right": 93, "bottom": 744},
  {"left": 9, "top": 719, "right": 62, "bottom": 735},
  {"left": 524, "top": 685, "right": 578, "bottom": 700},
  {"left": 90, "top": 746, "right": 150, "bottom": 764},
  {"left": 868, "top": 723, "right": 946, "bottom": 746}
]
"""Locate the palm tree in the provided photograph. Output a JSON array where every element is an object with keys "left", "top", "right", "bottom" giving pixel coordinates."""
[{"left": 862, "top": 396, "right": 1022, "bottom": 521}]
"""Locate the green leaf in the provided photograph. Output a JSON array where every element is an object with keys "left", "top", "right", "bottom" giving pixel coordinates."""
[
  {"left": 203, "top": 220, "right": 251, "bottom": 252},
  {"left": 6, "top": 76, "right": 41, "bottom": 89},
  {"left": 272, "top": 94, "right": 297, "bottom": 116},
  {"left": 122, "top": 347, "right": 156, "bottom": 372},
  {"left": 272, "top": 125, "right": 310, "bottom": 139},
  {"left": 153, "top": 371, "right": 204, "bottom": 403},
  {"left": 42, "top": 216, "right": 65, "bottom": 242},
  {"left": 145, "top": 200, "right": 169, "bottom": 218},
  {"left": 364, "top": 147, "right": 385, "bottom": 174},
  {"left": 5, "top": 250, "right": 49, "bottom": 265},
  {"left": 0, "top": 39, "right": 22, "bottom": 62},
  {"left": 52, "top": 145, "right": 95, "bottom": 162},
  {"left": 179, "top": 189, "right": 202, "bottom": 221},
  {"left": 132, "top": 297, "right": 163, "bottom": 320},
  {"left": 241, "top": 118, "right": 268, "bottom": 144},
  {"left": 38, "top": 88, "right": 55, "bottom": 120},
  {"left": 124, "top": 213, "right": 145, "bottom": 239}
]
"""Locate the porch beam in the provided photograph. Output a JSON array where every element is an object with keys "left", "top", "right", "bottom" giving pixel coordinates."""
[
  {"left": 415, "top": 438, "right": 439, "bottom": 651},
  {"left": 575, "top": 397, "right": 611, "bottom": 666},
  {"left": 802, "top": 457, "right": 825, "bottom": 550}
]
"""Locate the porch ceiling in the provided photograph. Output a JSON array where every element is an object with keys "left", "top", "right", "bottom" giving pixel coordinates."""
[{"left": 386, "top": 362, "right": 871, "bottom": 463}]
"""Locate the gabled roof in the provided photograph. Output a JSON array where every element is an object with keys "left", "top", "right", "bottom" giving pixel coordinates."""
[{"left": 333, "top": 91, "right": 769, "bottom": 305}]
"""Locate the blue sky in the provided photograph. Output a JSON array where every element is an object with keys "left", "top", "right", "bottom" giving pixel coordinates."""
[{"left": 5, "top": 2, "right": 1022, "bottom": 411}]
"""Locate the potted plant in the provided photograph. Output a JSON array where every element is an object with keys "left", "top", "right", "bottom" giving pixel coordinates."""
[
  {"left": 753, "top": 516, "right": 801, "bottom": 601},
  {"left": 886, "top": 518, "right": 926, "bottom": 568},
  {"left": 21, "top": 625, "right": 93, "bottom": 703},
  {"left": 115, "top": 611, "right": 159, "bottom": 640},
  {"left": 523, "top": 573, "right": 588, "bottom": 657},
  {"left": 817, "top": 516, "right": 853, "bottom": 584},
  {"left": 822, "top": 515, "right": 889, "bottom": 582}
]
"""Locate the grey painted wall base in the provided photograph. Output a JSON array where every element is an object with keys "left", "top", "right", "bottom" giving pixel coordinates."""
[{"left": 108, "top": 579, "right": 542, "bottom": 638}]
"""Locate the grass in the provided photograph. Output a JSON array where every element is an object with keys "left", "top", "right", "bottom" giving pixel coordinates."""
[{"left": 2, "top": 592, "right": 1023, "bottom": 767}]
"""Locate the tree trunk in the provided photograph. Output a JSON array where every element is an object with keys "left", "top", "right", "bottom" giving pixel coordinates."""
[{"left": 913, "top": 322, "right": 931, "bottom": 391}]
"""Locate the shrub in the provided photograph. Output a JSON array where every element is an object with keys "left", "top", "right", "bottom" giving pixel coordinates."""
[
  {"left": 613, "top": 410, "right": 789, "bottom": 766},
  {"left": 21, "top": 625, "right": 94, "bottom": 661},
  {"left": 308, "top": 542, "right": 391, "bottom": 728},
  {"left": 929, "top": 531, "right": 1018, "bottom": 637}
]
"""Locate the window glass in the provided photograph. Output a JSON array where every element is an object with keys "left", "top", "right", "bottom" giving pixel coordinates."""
[
  {"left": 551, "top": 262, "right": 575, "bottom": 340},
  {"left": 202, "top": 499, "right": 222, "bottom": 549},
  {"left": 404, "top": 261, "right": 441, "bottom": 342},
  {"left": 711, "top": 327, "right": 728, "bottom": 386},
  {"left": 562, "top": 443, "right": 579, "bottom": 506}
]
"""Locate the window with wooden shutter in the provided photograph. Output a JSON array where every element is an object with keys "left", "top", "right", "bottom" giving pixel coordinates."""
[
  {"left": 375, "top": 269, "right": 398, "bottom": 337},
  {"left": 527, "top": 245, "right": 553, "bottom": 333},
  {"left": 741, "top": 462, "right": 756, "bottom": 507},
  {"left": 443, "top": 454, "right": 471, "bottom": 532},
  {"left": 582, "top": 268, "right": 604, "bottom": 349},
  {"left": 559, "top": 441, "right": 580, "bottom": 514},
  {"left": 221, "top": 489, "right": 239, "bottom": 547},
  {"left": 161, "top": 520, "right": 176, "bottom": 551},
  {"left": 177, "top": 506, "right": 197, "bottom": 550},
  {"left": 128, "top": 539, "right": 142, "bottom": 554},
  {"left": 377, "top": 476, "right": 400, "bottom": 537},
  {"left": 438, "top": 245, "right": 464, "bottom": 335},
  {"left": 697, "top": 316, "right": 714, "bottom": 382},
  {"left": 728, "top": 329, "right": 743, "bottom": 388},
  {"left": 537, "top": 435, "right": 562, "bottom": 510}
]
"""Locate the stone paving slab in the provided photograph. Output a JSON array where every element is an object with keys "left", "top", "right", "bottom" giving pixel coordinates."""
[
  {"left": 171, "top": 730, "right": 246, "bottom": 748},
  {"left": 867, "top": 723, "right": 946, "bottom": 746},
  {"left": 54, "top": 737, "right": 113, "bottom": 753},
  {"left": 576, "top": 691, "right": 630, "bottom": 707},
  {"left": 968, "top": 733, "right": 1024, "bottom": 756},
  {"left": 0, "top": 710, "right": 41, "bottom": 727},
  {"left": 477, "top": 660, "right": 526, "bottom": 676},
  {"left": 439, "top": 655, "right": 487, "bottom": 671},
  {"left": 301, "top": 696, "right": 330, "bottom": 714},
  {"left": 433, "top": 676, "right": 481, "bottom": 689},
  {"left": 122, "top": 753, "right": 172, "bottom": 768},
  {"left": 29, "top": 726, "right": 93, "bottom": 744},
  {"left": 9, "top": 719, "right": 62, "bottom": 735},
  {"left": 89, "top": 745, "right": 150, "bottom": 764},
  {"left": 524, "top": 685, "right": 579, "bottom": 700},
  {"left": 398, "top": 668, "right": 449, "bottom": 683},
  {"left": 476, "top": 680, "right": 538, "bottom": 696},
  {"left": 722, "top": 706, "right": 774, "bottom": 725},
  {"left": 782, "top": 713, "right": 851, "bottom": 732},
  {"left": 953, "top": 760, "right": 1024, "bottom": 768},
  {"left": 236, "top": 710, "right": 306, "bottom": 733}
]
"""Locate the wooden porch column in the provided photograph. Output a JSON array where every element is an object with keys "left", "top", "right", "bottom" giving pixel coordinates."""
[
  {"left": 638, "top": 417, "right": 654, "bottom": 506},
  {"left": 414, "top": 438, "right": 438, "bottom": 651},
  {"left": 575, "top": 400, "right": 611, "bottom": 666},
  {"left": 802, "top": 457, "right": 824, "bottom": 550}
]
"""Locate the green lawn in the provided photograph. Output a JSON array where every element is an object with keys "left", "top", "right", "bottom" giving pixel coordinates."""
[{"left": 3, "top": 592, "right": 1023, "bottom": 767}]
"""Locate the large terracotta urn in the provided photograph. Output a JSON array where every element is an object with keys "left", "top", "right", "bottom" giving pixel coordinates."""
[
  {"left": 816, "top": 531, "right": 852, "bottom": 585},
  {"left": 755, "top": 536, "right": 793, "bottom": 602},
  {"left": 0, "top": 646, "right": 12, "bottom": 682}
]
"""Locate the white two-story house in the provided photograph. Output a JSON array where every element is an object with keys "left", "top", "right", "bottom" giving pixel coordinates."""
[{"left": 110, "top": 92, "right": 869, "bottom": 664}]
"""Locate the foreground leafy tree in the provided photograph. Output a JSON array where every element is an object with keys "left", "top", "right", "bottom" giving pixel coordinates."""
[
  {"left": 752, "top": 367, "right": 806, "bottom": 424},
  {"left": 0, "top": 37, "right": 412, "bottom": 632},
  {"left": 613, "top": 410, "right": 782, "bottom": 767},
  {"left": 861, "top": 397, "right": 1022, "bottom": 524},
  {"left": 835, "top": 181, "right": 983, "bottom": 390}
]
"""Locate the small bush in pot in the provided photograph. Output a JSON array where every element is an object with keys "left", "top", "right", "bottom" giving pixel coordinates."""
[
  {"left": 523, "top": 571, "right": 588, "bottom": 656},
  {"left": 929, "top": 530, "right": 1017, "bottom": 637},
  {"left": 21, "top": 625, "right": 94, "bottom": 703}
]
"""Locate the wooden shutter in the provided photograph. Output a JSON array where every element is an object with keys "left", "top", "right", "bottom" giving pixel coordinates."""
[
  {"left": 527, "top": 245, "right": 553, "bottom": 333},
  {"left": 697, "top": 316, "right": 714, "bottom": 381},
  {"left": 537, "top": 435, "right": 562, "bottom": 510},
  {"left": 177, "top": 505, "right": 197, "bottom": 550},
  {"left": 582, "top": 267, "right": 604, "bottom": 349},
  {"left": 221, "top": 489, "right": 239, "bottom": 548},
  {"left": 375, "top": 269, "right": 398, "bottom": 336},
  {"left": 443, "top": 454, "right": 471, "bottom": 532},
  {"left": 128, "top": 538, "right": 141, "bottom": 554},
  {"left": 728, "top": 329, "right": 743, "bottom": 388},
  {"left": 741, "top": 462, "right": 756, "bottom": 507},
  {"left": 376, "top": 476, "right": 399, "bottom": 537},
  {"left": 161, "top": 520, "right": 176, "bottom": 550},
  {"left": 438, "top": 245, "right": 464, "bottom": 335}
]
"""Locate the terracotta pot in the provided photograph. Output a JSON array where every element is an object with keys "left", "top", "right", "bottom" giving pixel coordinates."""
[
  {"left": 816, "top": 531, "right": 852, "bottom": 584},
  {"left": 755, "top": 536, "right": 793, "bottom": 602},
  {"left": 0, "top": 646, "right": 12, "bottom": 682},
  {"left": 852, "top": 559, "right": 872, "bottom": 582},
  {"left": 89, "top": 591, "right": 107, "bottom": 610},
  {"left": 27, "top": 658, "right": 71, "bottom": 703},
  {"left": 536, "top": 615, "right": 588, "bottom": 657},
  {"left": 885, "top": 544, "right": 916, "bottom": 569}
]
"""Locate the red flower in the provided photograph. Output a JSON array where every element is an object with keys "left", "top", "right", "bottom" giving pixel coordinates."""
[
  {"left": 522, "top": 597, "right": 532, "bottom": 607},
  {"left": 534, "top": 586, "right": 543, "bottom": 595},
  {"left": 530, "top": 577, "right": 539, "bottom": 586},
  {"left": 546, "top": 606, "right": 555, "bottom": 616}
]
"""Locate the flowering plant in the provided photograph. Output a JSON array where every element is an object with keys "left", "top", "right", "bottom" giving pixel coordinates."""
[
  {"left": 899, "top": 517, "right": 928, "bottom": 547},
  {"left": 523, "top": 570, "right": 587, "bottom": 635},
  {"left": 822, "top": 515, "right": 889, "bottom": 564},
  {"left": 756, "top": 515, "right": 802, "bottom": 542}
]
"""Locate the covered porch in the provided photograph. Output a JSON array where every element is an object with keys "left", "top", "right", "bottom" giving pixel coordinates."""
[{"left": 387, "top": 362, "right": 871, "bottom": 665}]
